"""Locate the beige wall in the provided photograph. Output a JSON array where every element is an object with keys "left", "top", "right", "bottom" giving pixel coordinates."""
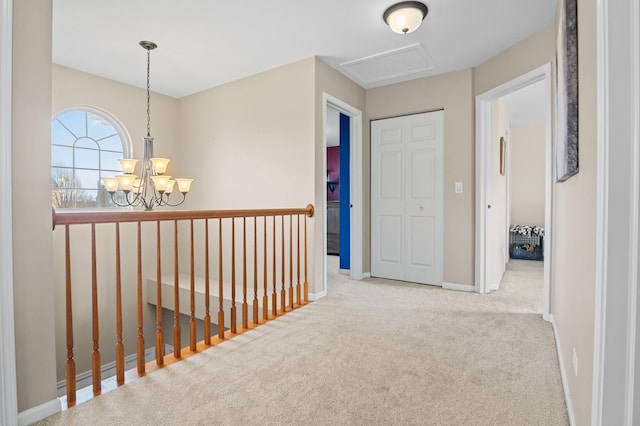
[
  {"left": 366, "top": 69, "right": 474, "bottom": 285},
  {"left": 474, "top": 23, "right": 556, "bottom": 96},
  {"left": 510, "top": 124, "right": 545, "bottom": 226},
  {"left": 53, "top": 64, "right": 180, "bottom": 164},
  {"left": 12, "top": 0, "right": 58, "bottom": 411},
  {"left": 176, "top": 58, "right": 321, "bottom": 292},
  {"left": 551, "top": 0, "right": 598, "bottom": 423}
]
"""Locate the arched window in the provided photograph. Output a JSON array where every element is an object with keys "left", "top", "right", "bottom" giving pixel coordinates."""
[{"left": 51, "top": 108, "right": 131, "bottom": 208}]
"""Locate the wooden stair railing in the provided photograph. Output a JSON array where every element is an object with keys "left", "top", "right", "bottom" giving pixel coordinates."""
[{"left": 52, "top": 204, "right": 314, "bottom": 408}]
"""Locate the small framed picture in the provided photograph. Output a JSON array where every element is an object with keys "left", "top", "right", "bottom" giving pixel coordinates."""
[{"left": 500, "top": 136, "right": 506, "bottom": 176}]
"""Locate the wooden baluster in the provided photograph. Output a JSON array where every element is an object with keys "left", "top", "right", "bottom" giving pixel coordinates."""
[
  {"left": 304, "top": 214, "right": 309, "bottom": 303},
  {"left": 263, "top": 216, "right": 268, "bottom": 321},
  {"left": 115, "top": 222, "right": 124, "bottom": 386},
  {"left": 230, "top": 218, "right": 237, "bottom": 334},
  {"left": 136, "top": 222, "right": 145, "bottom": 375},
  {"left": 190, "top": 220, "right": 196, "bottom": 351},
  {"left": 296, "top": 214, "right": 301, "bottom": 306},
  {"left": 253, "top": 216, "right": 259, "bottom": 324},
  {"left": 204, "top": 219, "right": 211, "bottom": 345},
  {"left": 218, "top": 218, "right": 225, "bottom": 339},
  {"left": 173, "top": 220, "right": 181, "bottom": 358},
  {"left": 272, "top": 216, "right": 277, "bottom": 316},
  {"left": 289, "top": 215, "right": 294, "bottom": 309},
  {"left": 242, "top": 217, "right": 248, "bottom": 329},
  {"left": 281, "top": 215, "right": 286, "bottom": 312},
  {"left": 91, "top": 224, "right": 101, "bottom": 396},
  {"left": 155, "top": 221, "right": 164, "bottom": 366},
  {"left": 64, "top": 225, "right": 76, "bottom": 407}
]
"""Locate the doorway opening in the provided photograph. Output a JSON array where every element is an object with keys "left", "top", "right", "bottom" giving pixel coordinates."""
[
  {"left": 321, "top": 93, "right": 363, "bottom": 298},
  {"left": 475, "top": 63, "right": 553, "bottom": 320}
]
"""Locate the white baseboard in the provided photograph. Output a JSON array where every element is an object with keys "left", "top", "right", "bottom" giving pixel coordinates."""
[
  {"left": 442, "top": 282, "right": 475, "bottom": 292},
  {"left": 56, "top": 344, "right": 174, "bottom": 395},
  {"left": 361, "top": 272, "right": 371, "bottom": 279},
  {"left": 18, "top": 398, "right": 60, "bottom": 426},
  {"left": 548, "top": 314, "right": 576, "bottom": 426},
  {"left": 308, "top": 290, "right": 327, "bottom": 301}
]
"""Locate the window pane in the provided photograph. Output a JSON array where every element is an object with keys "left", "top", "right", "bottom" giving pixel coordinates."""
[
  {"left": 52, "top": 166, "right": 76, "bottom": 190},
  {"left": 75, "top": 169, "right": 101, "bottom": 190},
  {"left": 75, "top": 190, "right": 99, "bottom": 208},
  {"left": 51, "top": 183, "right": 77, "bottom": 208},
  {"left": 99, "top": 134, "right": 124, "bottom": 153},
  {"left": 57, "top": 111, "right": 87, "bottom": 138},
  {"left": 74, "top": 147, "right": 99, "bottom": 169},
  {"left": 52, "top": 145, "right": 73, "bottom": 167},
  {"left": 52, "top": 120, "right": 76, "bottom": 146},
  {"left": 87, "top": 113, "right": 118, "bottom": 140},
  {"left": 101, "top": 150, "right": 124, "bottom": 172},
  {"left": 75, "top": 137, "right": 98, "bottom": 150}
]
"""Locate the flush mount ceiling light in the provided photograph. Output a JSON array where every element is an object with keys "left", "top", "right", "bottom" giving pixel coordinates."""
[{"left": 383, "top": 1, "right": 429, "bottom": 34}]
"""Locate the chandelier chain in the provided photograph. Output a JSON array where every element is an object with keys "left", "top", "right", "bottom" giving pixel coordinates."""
[{"left": 146, "top": 47, "right": 151, "bottom": 137}]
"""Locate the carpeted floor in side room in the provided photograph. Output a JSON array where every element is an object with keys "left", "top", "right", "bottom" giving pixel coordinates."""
[{"left": 37, "top": 257, "right": 567, "bottom": 425}]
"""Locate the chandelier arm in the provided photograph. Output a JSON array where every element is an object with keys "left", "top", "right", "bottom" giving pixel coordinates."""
[{"left": 158, "top": 193, "right": 188, "bottom": 208}]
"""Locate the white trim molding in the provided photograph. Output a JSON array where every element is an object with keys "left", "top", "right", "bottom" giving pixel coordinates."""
[
  {"left": 549, "top": 314, "right": 576, "bottom": 426},
  {"left": 442, "top": 282, "right": 475, "bottom": 292},
  {"left": 593, "top": 0, "right": 640, "bottom": 424},
  {"left": 0, "top": 0, "right": 17, "bottom": 424},
  {"left": 474, "top": 63, "right": 553, "bottom": 322},
  {"left": 322, "top": 93, "right": 365, "bottom": 296},
  {"left": 308, "top": 290, "right": 328, "bottom": 301},
  {"left": 18, "top": 399, "right": 60, "bottom": 426}
]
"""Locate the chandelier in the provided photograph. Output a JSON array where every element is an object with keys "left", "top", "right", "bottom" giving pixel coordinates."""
[{"left": 102, "top": 40, "right": 193, "bottom": 211}]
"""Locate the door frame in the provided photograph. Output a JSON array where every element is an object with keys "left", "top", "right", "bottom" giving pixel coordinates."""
[
  {"left": 322, "top": 93, "right": 364, "bottom": 295},
  {"left": 474, "top": 63, "right": 553, "bottom": 321},
  {"left": 0, "top": 0, "right": 18, "bottom": 423},
  {"left": 592, "top": 0, "right": 640, "bottom": 422}
]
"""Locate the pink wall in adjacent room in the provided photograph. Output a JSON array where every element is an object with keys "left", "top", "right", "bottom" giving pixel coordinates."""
[{"left": 327, "top": 146, "right": 340, "bottom": 201}]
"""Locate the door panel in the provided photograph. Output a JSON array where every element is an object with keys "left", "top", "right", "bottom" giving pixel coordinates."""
[
  {"left": 379, "top": 215, "right": 402, "bottom": 263},
  {"left": 371, "top": 111, "right": 444, "bottom": 285},
  {"left": 380, "top": 151, "right": 403, "bottom": 199}
]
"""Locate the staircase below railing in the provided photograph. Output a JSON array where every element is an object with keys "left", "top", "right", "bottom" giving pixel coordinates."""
[{"left": 52, "top": 204, "right": 314, "bottom": 408}]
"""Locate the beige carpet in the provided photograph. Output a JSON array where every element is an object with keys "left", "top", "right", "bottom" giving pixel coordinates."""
[{"left": 38, "top": 258, "right": 567, "bottom": 425}]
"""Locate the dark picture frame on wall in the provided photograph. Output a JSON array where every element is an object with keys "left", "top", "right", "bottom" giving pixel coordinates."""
[{"left": 555, "top": 0, "right": 579, "bottom": 182}]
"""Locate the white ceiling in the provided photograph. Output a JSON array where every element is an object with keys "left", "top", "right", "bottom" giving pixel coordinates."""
[{"left": 53, "top": 0, "right": 556, "bottom": 99}]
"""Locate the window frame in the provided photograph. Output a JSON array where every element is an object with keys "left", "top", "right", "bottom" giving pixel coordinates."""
[{"left": 51, "top": 105, "right": 133, "bottom": 210}]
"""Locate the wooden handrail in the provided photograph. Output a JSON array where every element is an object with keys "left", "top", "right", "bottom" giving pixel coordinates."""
[
  {"left": 52, "top": 205, "right": 315, "bottom": 228},
  {"left": 55, "top": 203, "right": 314, "bottom": 407}
]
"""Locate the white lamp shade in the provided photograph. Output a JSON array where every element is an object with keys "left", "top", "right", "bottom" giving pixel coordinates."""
[
  {"left": 151, "top": 158, "right": 170, "bottom": 174},
  {"left": 151, "top": 175, "right": 172, "bottom": 192},
  {"left": 164, "top": 179, "right": 176, "bottom": 194},
  {"left": 116, "top": 174, "right": 137, "bottom": 192},
  {"left": 119, "top": 159, "right": 138, "bottom": 174},
  {"left": 384, "top": 2, "right": 427, "bottom": 34},
  {"left": 175, "top": 178, "right": 193, "bottom": 194},
  {"left": 102, "top": 177, "right": 119, "bottom": 193}
]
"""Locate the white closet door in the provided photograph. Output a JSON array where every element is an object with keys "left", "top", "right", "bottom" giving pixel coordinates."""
[{"left": 371, "top": 110, "right": 444, "bottom": 285}]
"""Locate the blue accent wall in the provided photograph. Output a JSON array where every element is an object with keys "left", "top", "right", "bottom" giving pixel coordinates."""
[{"left": 339, "top": 113, "right": 350, "bottom": 270}]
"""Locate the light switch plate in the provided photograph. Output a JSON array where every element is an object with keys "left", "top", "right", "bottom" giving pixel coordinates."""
[{"left": 455, "top": 182, "right": 463, "bottom": 193}]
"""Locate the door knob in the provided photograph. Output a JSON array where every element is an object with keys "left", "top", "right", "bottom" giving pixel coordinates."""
[{"left": 419, "top": 206, "right": 424, "bottom": 212}]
